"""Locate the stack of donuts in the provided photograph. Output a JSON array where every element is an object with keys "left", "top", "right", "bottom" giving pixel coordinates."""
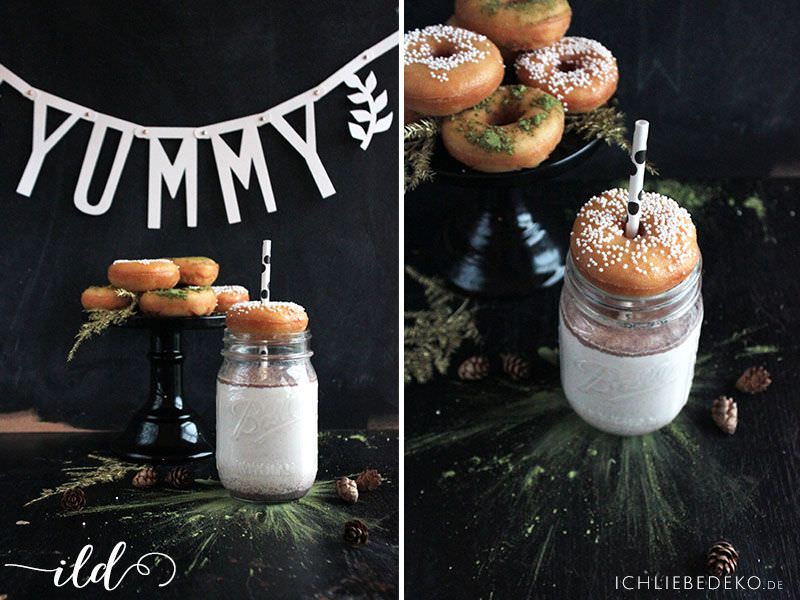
[
  {"left": 80, "top": 257, "right": 251, "bottom": 317},
  {"left": 404, "top": 0, "right": 619, "bottom": 173}
]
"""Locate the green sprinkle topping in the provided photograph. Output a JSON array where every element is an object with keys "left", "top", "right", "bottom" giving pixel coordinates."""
[
  {"left": 465, "top": 125, "right": 515, "bottom": 155},
  {"left": 517, "top": 112, "right": 547, "bottom": 133},
  {"left": 511, "top": 84, "right": 527, "bottom": 99},
  {"left": 536, "top": 94, "right": 559, "bottom": 111},
  {"left": 471, "top": 97, "right": 492, "bottom": 112},
  {"left": 171, "top": 256, "right": 215, "bottom": 263},
  {"left": 481, "top": 0, "right": 556, "bottom": 16},
  {"left": 152, "top": 286, "right": 211, "bottom": 300}
]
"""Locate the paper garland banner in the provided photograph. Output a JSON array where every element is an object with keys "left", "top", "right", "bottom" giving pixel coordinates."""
[{"left": 0, "top": 32, "right": 398, "bottom": 229}]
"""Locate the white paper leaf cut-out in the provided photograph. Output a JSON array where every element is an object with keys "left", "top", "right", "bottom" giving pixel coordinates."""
[
  {"left": 344, "top": 74, "right": 362, "bottom": 89},
  {"left": 374, "top": 90, "right": 388, "bottom": 113},
  {"left": 348, "top": 92, "right": 369, "bottom": 104},
  {"left": 365, "top": 72, "right": 377, "bottom": 93},
  {"left": 345, "top": 71, "right": 394, "bottom": 150},
  {"left": 350, "top": 110, "right": 372, "bottom": 123},
  {"left": 348, "top": 122, "right": 367, "bottom": 141},
  {"left": 374, "top": 113, "right": 393, "bottom": 133}
]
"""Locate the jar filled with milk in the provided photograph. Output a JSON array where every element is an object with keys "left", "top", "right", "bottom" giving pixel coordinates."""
[
  {"left": 559, "top": 189, "right": 703, "bottom": 436},
  {"left": 216, "top": 329, "right": 318, "bottom": 501}
]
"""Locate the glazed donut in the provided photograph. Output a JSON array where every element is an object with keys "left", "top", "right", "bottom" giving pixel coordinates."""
[
  {"left": 441, "top": 85, "right": 564, "bottom": 172},
  {"left": 212, "top": 285, "right": 250, "bottom": 313},
  {"left": 226, "top": 301, "right": 309, "bottom": 336},
  {"left": 139, "top": 286, "right": 217, "bottom": 317},
  {"left": 81, "top": 286, "right": 132, "bottom": 311},
  {"left": 404, "top": 25, "right": 504, "bottom": 117},
  {"left": 570, "top": 188, "right": 700, "bottom": 296},
  {"left": 107, "top": 259, "right": 180, "bottom": 292},
  {"left": 455, "top": 0, "right": 572, "bottom": 51},
  {"left": 170, "top": 256, "right": 219, "bottom": 286},
  {"left": 516, "top": 37, "right": 618, "bottom": 113}
]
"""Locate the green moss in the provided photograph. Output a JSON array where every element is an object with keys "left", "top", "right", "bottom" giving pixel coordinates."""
[{"left": 742, "top": 195, "right": 766, "bottom": 220}]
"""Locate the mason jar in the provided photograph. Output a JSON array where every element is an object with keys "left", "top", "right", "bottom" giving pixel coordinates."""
[
  {"left": 559, "top": 253, "right": 703, "bottom": 436},
  {"left": 216, "top": 329, "right": 318, "bottom": 501}
]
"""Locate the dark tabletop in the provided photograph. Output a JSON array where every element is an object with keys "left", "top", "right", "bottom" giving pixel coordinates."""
[
  {"left": 0, "top": 430, "right": 398, "bottom": 599},
  {"left": 405, "top": 178, "right": 800, "bottom": 599}
]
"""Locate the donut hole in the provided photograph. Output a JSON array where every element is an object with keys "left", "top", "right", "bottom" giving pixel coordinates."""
[
  {"left": 487, "top": 105, "right": 525, "bottom": 127},
  {"left": 431, "top": 43, "right": 457, "bottom": 59},
  {"left": 558, "top": 60, "right": 580, "bottom": 73}
]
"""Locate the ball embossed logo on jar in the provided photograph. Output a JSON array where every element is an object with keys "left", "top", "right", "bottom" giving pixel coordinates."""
[
  {"left": 571, "top": 358, "right": 683, "bottom": 398},
  {"left": 230, "top": 394, "right": 307, "bottom": 441}
]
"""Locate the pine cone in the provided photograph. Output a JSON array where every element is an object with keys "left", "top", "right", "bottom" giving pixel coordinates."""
[
  {"left": 336, "top": 477, "right": 359, "bottom": 504},
  {"left": 356, "top": 468, "right": 383, "bottom": 491},
  {"left": 132, "top": 467, "right": 158, "bottom": 489},
  {"left": 457, "top": 355, "right": 490, "bottom": 381},
  {"left": 706, "top": 540, "right": 739, "bottom": 576},
  {"left": 500, "top": 353, "right": 531, "bottom": 381},
  {"left": 343, "top": 519, "right": 369, "bottom": 547},
  {"left": 736, "top": 366, "right": 771, "bottom": 394},
  {"left": 711, "top": 396, "right": 738, "bottom": 434},
  {"left": 61, "top": 487, "right": 86, "bottom": 512},
  {"left": 164, "top": 466, "right": 194, "bottom": 489}
]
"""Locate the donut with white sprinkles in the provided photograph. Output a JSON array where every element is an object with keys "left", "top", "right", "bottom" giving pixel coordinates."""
[
  {"left": 226, "top": 301, "right": 309, "bottom": 335},
  {"left": 404, "top": 25, "right": 504, "bottom": 116},
  {"left": 516, "top": 37, "right": 619, "bottom": 113},
  {"left": 570, "top": 188, "right": 700, "bottom": 296}
]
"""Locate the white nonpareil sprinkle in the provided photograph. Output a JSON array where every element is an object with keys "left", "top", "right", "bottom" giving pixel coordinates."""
[
  {"left": 228, "top": 300, "right": 306, "bottom": 316},
  {"left": 113, "top": 259, "right": 175, "bottom": 265},
  {"left": 212, "top": 285, "right": 249, "bottom": 294},
  {"left": 404, "top": 25, "right": 495, "bottom": 82},
  {"left": 571, "top": 188, "right": 696, "bottom": 278},
  {"left": 515, "top": 37, "right": 617, "bottom": 111}
]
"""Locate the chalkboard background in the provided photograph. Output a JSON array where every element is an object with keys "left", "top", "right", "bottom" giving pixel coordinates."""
[
  {"left": 0, "top": 1, "right": 398, "bottom": 430},
  {"left": 407, "top": 0, "right": 800, "bottom": 178}
]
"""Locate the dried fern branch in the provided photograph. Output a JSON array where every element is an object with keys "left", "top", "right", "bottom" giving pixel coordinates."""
[
  {"left": 404, "top": 118, "right": 440, "bottom": 193},
  {"left": 404, "top": 266, "right": 479, "bottom": 384},
  {"left": 67, "top": 289, "right": 138, "bottom": 362},
  {"left": 565, "top": 103, "right": 658, "bottom": 175},
  {"left": 25, "top": 453, "right": 142, "bottom": 506}
]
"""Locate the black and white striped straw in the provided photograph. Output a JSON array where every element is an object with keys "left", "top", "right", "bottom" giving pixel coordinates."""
[
  {"left": 625, "top": 120, "right": 649, "bottom": 239},
  {"left": 260, "top": 239, "right": 271, "bottom": 304}
]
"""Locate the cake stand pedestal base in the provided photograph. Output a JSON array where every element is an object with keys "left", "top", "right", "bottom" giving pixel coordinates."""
[
  {"left": 112, "top": 315, "right": 223, "bottom": 463},
  {"left": 443, "top": 187, "right": 565, "bottom": 297}
]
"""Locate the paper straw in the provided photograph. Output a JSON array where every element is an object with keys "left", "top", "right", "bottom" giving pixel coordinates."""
[
  {"left": 624, "top": 120, "right": 649, "bottom": 239},
  {"left": 260, "top": 239, "right": 271, "bottom": 303}
]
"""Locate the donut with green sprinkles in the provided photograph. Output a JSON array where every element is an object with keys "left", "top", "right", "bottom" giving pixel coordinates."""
[{"left": 441, "top": 85, "right": 564, "bottom": 172}]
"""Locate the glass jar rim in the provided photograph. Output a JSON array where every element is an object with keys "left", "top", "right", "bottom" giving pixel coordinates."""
[
  {"left": 221, "top": 328, "right": 313, "bottom": 361},
  {"left": 564, "top": 252, "right": 702, "bottom": 328},
  {"left": 223, "top": 328, "right": 312, "bottom": 345}
]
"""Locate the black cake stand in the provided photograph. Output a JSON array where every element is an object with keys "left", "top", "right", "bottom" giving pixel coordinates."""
[
  {"left": 432, "top": 130, "right": 602, "bottom": 297},
  {"left": 111, "top": 314, "right": 224, "bottom": 463}
]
